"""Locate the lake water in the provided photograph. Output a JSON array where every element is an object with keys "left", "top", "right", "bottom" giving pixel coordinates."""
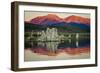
[{"left": 24, "top": 38, "right": 90, "bottom": 61}]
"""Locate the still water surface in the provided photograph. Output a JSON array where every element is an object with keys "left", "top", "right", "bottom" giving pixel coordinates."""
[{"left": 24, "top": 39, "right": 90, "bottom": 61}]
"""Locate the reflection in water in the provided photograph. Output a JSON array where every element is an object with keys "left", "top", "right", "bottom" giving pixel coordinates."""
[
  {"left": 25, "top": 38, "right": 90, "bottom": 56},
  {"left": 46, "top": 42, "right": 59, "bottom": 53},
  {"left": 25, "top": 37, "right": 90, "bottom": 61}
]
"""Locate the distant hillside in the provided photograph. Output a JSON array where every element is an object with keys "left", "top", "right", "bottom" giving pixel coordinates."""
[
  {"left": 29, "top": 14, "right": 90, "bottom": 25},
  {"left": 25, "top": 14, "right": 90, "bottom": 33},
  {"left": 25, "top": 21, "right": 90, "bottom": 33}
]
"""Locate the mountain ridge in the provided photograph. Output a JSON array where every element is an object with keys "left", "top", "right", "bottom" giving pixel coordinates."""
[{"left": 27, "top": 14, "right": 90, "bottom": 25}]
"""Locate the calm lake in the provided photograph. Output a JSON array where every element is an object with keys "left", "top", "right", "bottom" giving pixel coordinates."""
[{"left": 24, "top": 38, "right": 90, "bottom": 61}]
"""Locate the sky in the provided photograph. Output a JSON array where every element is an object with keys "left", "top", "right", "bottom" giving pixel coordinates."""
[{"left": 24, "top": 11, "right": 90, "bottom": 21}]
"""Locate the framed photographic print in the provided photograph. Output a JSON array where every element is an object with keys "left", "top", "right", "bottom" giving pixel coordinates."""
[{"left": 11, "top": 1, "right": 97, "bottom": 71}]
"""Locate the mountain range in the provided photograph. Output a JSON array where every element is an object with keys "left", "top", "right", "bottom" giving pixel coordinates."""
[
  {"left": 25, "top": 14, "right": 90, "bottom": 33},
  {"left": 28, "top": 14, "right": 90, "bottom": 25}
]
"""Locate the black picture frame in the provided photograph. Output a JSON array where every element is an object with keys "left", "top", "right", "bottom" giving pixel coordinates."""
[{"left": 11, "top": 1, "right": 97, "bottom": 71}]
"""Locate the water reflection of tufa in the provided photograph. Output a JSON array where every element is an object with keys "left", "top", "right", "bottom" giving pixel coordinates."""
[
  {"left": 28, "top": 35, "right": 90, "bottom": 56},
  {"left": 30, "top": 41, "right": 90, "bottom": 56},
  {"left": 38, "top": 42, "right": 60, "bottom": 53},
  {"left": 30, "top": 39, "right": 82, "bottom": 56}
]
